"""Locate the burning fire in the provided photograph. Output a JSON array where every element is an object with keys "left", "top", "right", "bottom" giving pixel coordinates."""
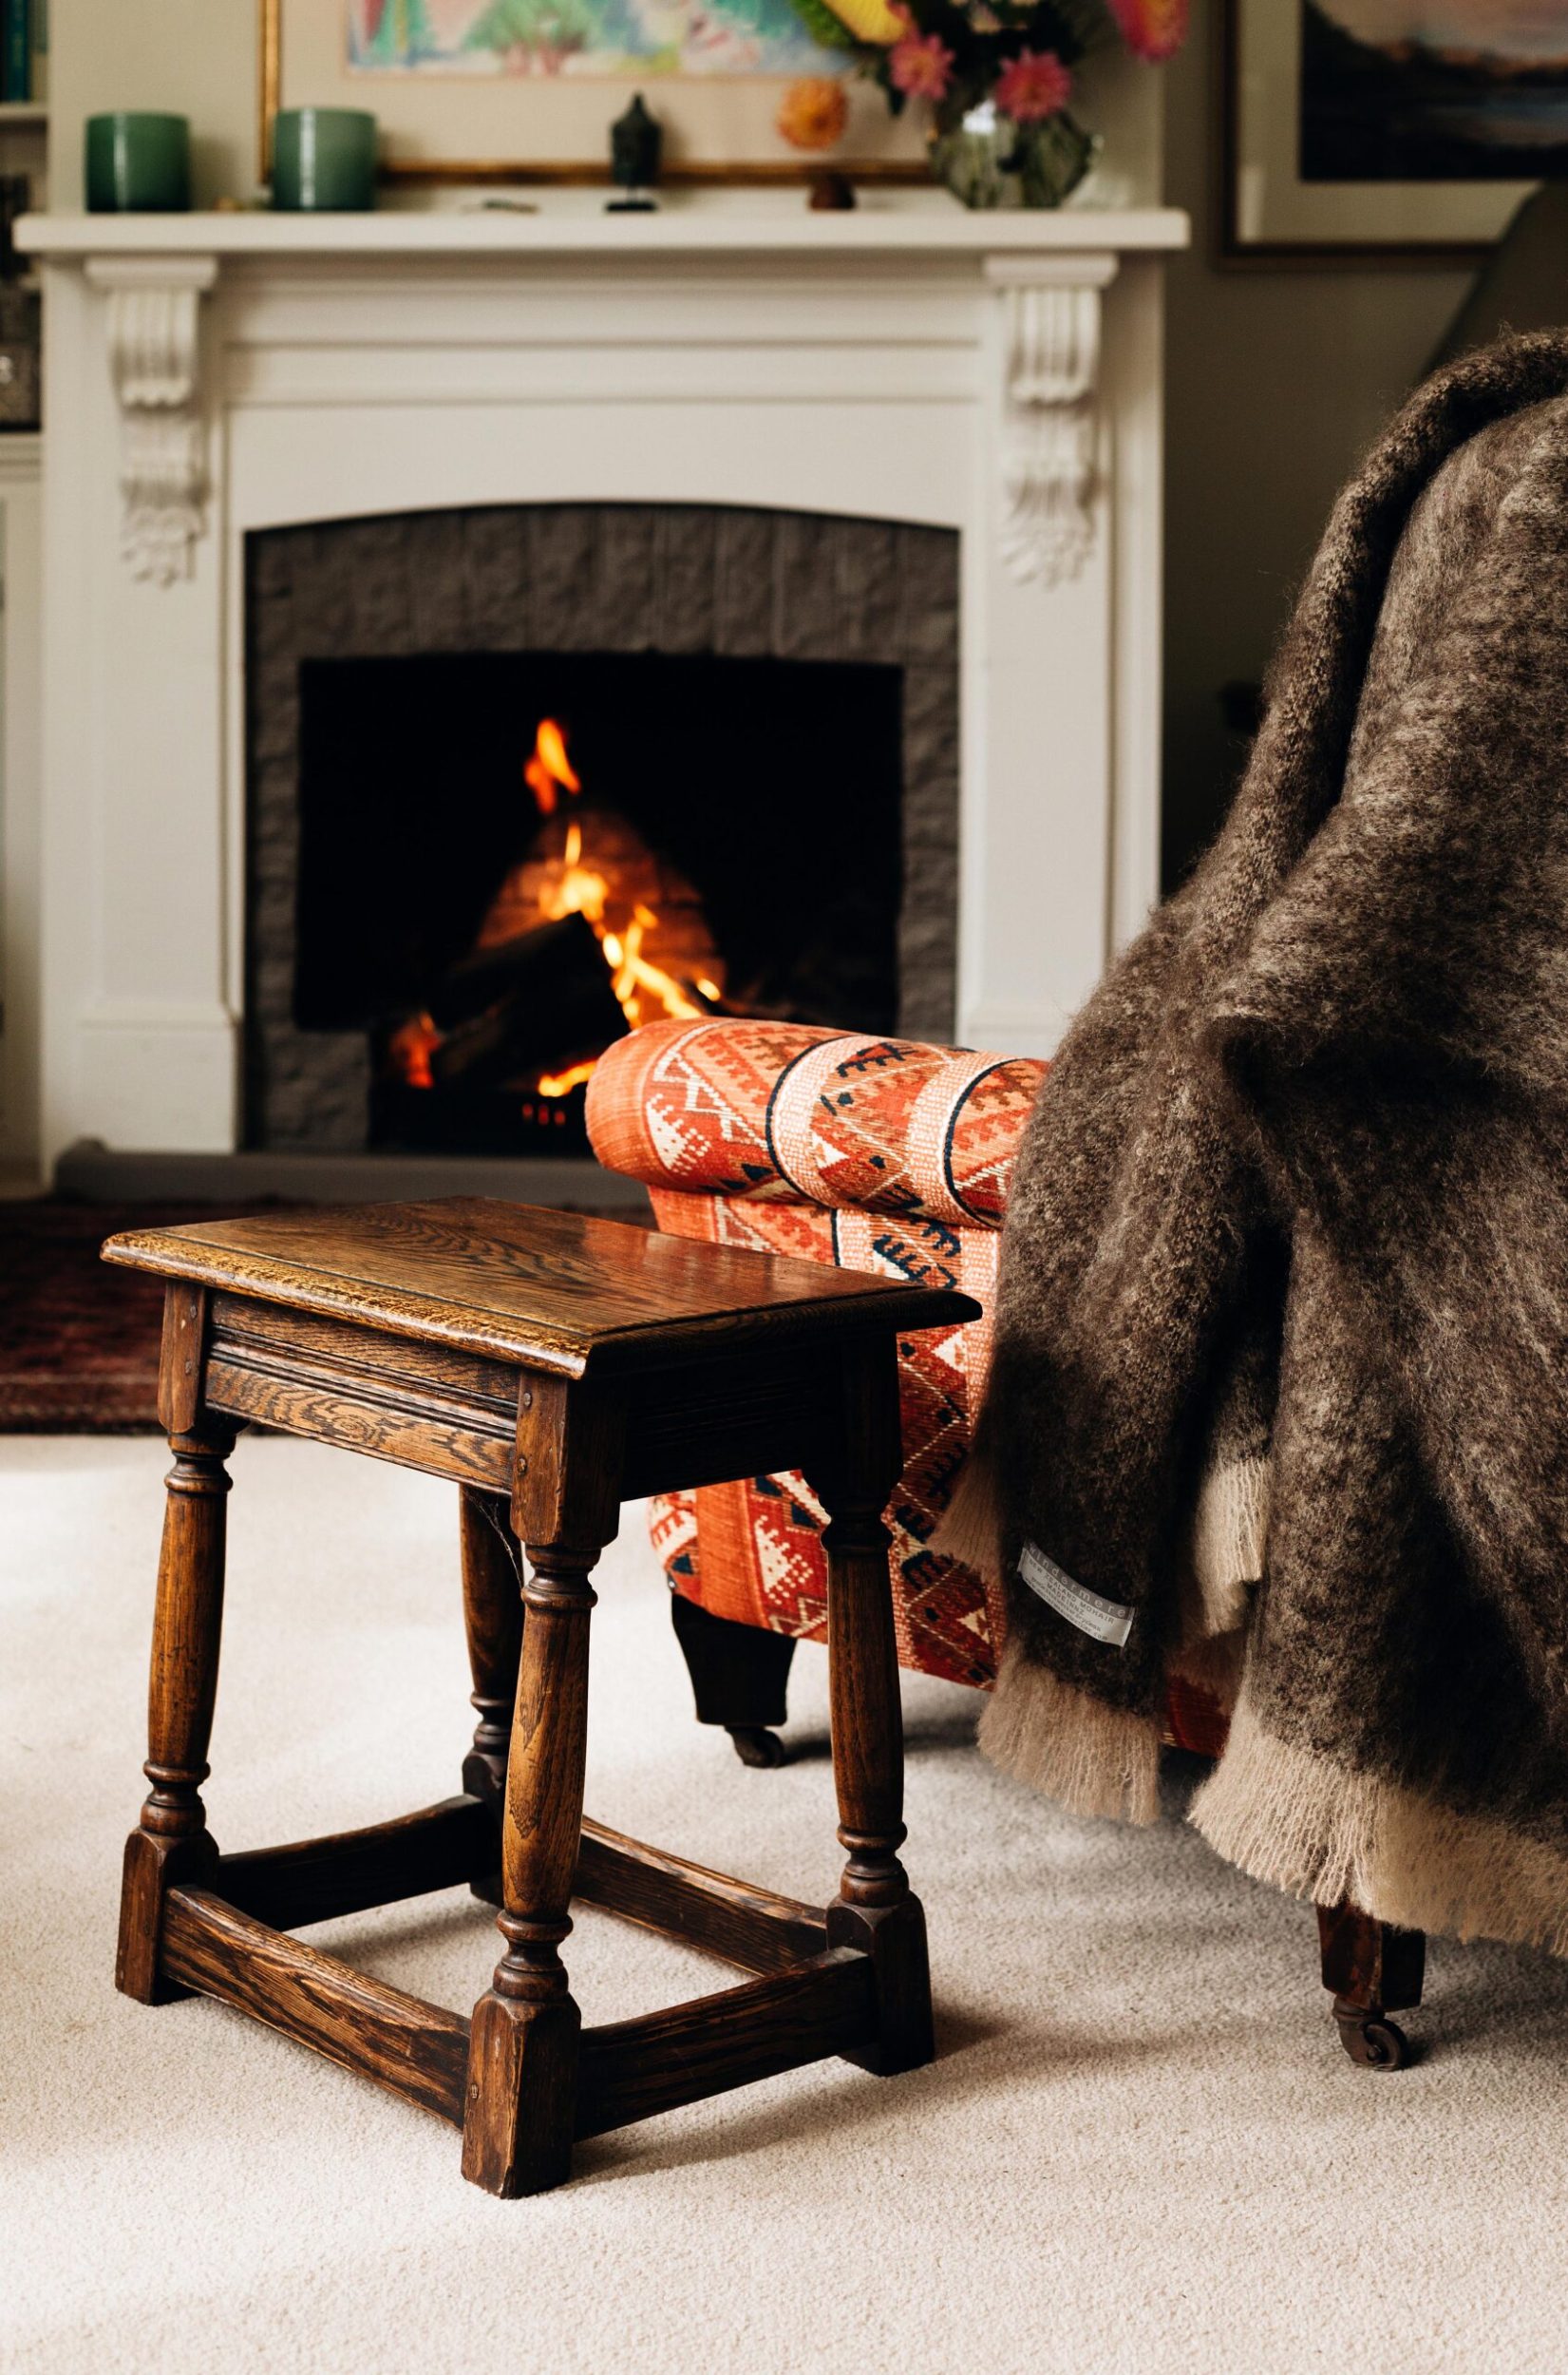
[
  {"left": 388, "top": 716, "right": 724, "bottom": 1113},
  {"left": 526, "top": 723, "right": 711, "bottom": 1037}
]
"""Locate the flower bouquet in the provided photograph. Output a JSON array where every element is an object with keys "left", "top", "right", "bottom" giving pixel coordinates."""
[{"left": 784, "top": 0, "right": 1185, "bottom": 209}]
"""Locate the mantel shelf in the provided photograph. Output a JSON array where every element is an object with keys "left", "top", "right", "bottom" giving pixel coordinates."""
[{"left": 18, "top": 198, "right": 1188, "bottom": 264}]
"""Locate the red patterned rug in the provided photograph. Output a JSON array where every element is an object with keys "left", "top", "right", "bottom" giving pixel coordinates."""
[
  {"left": 0, "top": 1194, "right": 651, "bottom": 1432},
  {"left": 0, "top": 1202, "right": 288, "bottom": 1432}
]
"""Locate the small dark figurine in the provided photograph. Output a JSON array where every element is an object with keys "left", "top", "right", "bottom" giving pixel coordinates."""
[{"left": 608, "top": 94, "right": 661, "bottom": 212}]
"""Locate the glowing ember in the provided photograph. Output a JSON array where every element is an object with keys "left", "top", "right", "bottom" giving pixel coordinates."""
[{"left": 387, "top": 1009, "right": 440, "bottom": 1091}]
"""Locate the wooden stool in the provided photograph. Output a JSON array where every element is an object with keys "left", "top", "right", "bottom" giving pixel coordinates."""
[{"left": 103, "top": 1197, "right": 979, "bottom": 2195}]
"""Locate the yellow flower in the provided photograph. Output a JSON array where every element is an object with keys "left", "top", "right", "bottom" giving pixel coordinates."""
[
  {"left": 777, "top": 76, "right": 851, "bottom": 152},
  {"left": 818, "top": 0, "right": 903, "bottom": 39}
]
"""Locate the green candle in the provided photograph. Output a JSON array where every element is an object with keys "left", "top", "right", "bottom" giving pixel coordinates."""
[
  {"left": 272, "top": 109, "right": 379, "bottom": 213},
  {"left": 85, "top": 114, "right": 193, "bottom": 214}
]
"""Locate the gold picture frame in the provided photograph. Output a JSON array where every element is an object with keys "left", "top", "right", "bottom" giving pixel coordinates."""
[{"left": 257, "top": 0, "right": 928, "bottom": 190}]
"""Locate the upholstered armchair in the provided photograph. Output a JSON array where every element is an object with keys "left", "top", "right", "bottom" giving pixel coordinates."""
[
  {"left": 585, "top": 1016, "right": 1428, "bottom": 2072},
  {"left": 584, "top": 1017, "right": 1227, "bottom": 1765}
]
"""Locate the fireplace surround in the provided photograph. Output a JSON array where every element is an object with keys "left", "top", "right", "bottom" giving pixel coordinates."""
[
  {"left": 248, "top": 502, "right": 956, "bottom": 1157},
  {"left": 21, "top": 200, "right": 1187, "bottom": 1179}
]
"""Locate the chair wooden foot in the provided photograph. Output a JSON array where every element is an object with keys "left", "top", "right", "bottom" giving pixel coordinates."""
[
  {"left": 1317, "top": 1900, "right": 1425, "bottom": 2072},
  {"left": 669, "top": 1592, "right": 796, "bottom": 1767}
]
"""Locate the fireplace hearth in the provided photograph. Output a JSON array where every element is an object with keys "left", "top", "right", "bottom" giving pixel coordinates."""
[{"left": 246, "top": 502, "right": 959, "bottom": 1159}]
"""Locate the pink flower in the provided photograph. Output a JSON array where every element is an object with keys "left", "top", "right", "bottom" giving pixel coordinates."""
[
  {"left": 993, "top": 47, "right": 1071, "bottom": 123},
  {"left": 1107, "top": 0, "right": 1187, "bottom": 63},
  {"left": 889, "top": 29, "right": 955, "bottom": 101}
]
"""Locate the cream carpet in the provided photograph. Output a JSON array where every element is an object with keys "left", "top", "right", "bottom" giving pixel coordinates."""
[{"left": 8, "top": 1436, "right": 1568, "bottom": 2375}]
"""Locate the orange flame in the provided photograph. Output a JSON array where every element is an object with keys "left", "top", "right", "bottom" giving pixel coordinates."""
[
  {"left": 603, "top": 905, "right": 703, "bottom": 1027},
  {"left": 524, "top": 716, "right": 581, "bottom": 816},
  {"left": 538, "top": 1060, "right": 598, "bottom": 1097},
  {"left": 398, "top": 714, "right": 719, "bottom": 1116},
  {"left": 540, "top": 820, "right": 610, "bottom": 928}
]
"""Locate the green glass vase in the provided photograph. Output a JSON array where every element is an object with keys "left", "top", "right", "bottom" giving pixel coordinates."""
[
  {"left": 272, "top": 108, "right": 379, "bottom": 212},
  {"left": 929, "top": 102, "right": 1100, "bottom": 211},
  {"left": 85, "top": 113, "right": 192, "bottom": 214}
]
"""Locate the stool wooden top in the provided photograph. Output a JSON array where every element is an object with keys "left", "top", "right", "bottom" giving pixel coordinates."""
[{"left": 103, "top": 1196, "right": 981, "bottom": 1379}]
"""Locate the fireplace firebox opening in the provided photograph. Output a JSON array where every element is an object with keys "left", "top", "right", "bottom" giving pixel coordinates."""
[{"left": 293, "top": 649, "right": 903, "bottom": 1156}]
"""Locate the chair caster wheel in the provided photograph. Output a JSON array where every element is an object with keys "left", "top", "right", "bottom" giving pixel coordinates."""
[
  {"left": 1336, "top": 2013, "right": 1410, "bottom": 2070},
  {"left": 727, "top": 1725, "right": 787, "bottom": 1769}
]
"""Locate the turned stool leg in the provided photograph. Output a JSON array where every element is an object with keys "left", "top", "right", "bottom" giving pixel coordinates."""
[
  {"left": 463, "top": 1545, "right": 597, "bottom": 2196},
  {"left": 117, "top": 1418, "right": 237, "bottom": 2004},
  {"left": 459, "top": 1485, "right": 524, "bottom": 1811},
  {"left": 807, "top": 1340, "right": 934, "bottom": 2079},
  {"left": 1317, "top": 1900, "right": 1426, "bottom": 2070}
]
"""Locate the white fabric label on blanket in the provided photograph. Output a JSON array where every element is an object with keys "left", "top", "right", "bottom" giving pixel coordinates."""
[{"left": 1018, "top": 1542, "right": 1134, "bottom": 1647}]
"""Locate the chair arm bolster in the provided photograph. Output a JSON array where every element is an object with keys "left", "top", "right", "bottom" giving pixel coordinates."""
[{"left": 586, "top": 1017, "right": 1044, "bottom": 1226}]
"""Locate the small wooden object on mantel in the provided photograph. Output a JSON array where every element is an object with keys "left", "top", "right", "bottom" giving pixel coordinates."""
[{"left": 103, "top": 1197, "right": 979, "bottom": 2195}]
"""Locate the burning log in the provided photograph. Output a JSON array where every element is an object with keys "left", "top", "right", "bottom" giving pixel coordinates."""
[
  {"left": 427, "top": 912, "right": 607, "bottom": 1034},
  {"left": 425, "top": 912, "right": 628, "bottom": 1092},
  {"left": 387, "top": 720, "right": 727, "bottom": 1116}
]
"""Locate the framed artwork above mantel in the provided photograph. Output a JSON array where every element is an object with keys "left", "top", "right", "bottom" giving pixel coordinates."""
[
  {"left": 258, "top": 0, "right": 928, "bottom": 188},
  {"left": 1222, "top": 0, "right": 1563, "bottom": 266}
]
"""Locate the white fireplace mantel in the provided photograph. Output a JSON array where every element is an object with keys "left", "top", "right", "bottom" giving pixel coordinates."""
[{"left": 21, "top": 196, "right": 1186, "bottom": 1166}]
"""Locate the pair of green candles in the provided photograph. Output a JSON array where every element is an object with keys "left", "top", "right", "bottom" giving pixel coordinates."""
[{"left": 85, "top": 110, "right": 378, "bottom": 213}]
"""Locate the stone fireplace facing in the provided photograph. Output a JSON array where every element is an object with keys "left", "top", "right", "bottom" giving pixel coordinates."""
[{"left": 21, "top": 202, "right": 1187, "bottom": 1182}]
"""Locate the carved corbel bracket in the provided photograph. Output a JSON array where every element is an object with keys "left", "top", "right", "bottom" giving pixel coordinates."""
[
  {"left": 85, "top": 256, "right": 219, "bottom": 586},
  {"left": 986, "top": 256, "right": 1118, "bottom": 592}
]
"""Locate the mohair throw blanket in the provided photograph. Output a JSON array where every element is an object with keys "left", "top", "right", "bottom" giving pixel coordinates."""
[{"left": 950, "top": 332, "right": 1568, "bottom": 1954}]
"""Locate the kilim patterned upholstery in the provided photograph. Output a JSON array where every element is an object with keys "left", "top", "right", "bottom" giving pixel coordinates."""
[{"left": 586, "top": 1018, "right": 1229, "bottom": 1756}]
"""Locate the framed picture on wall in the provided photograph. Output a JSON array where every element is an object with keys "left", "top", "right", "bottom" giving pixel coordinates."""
[
  {"left": 1222, "top": 1, "right": 1568, "bottom": 263},
  {"left": 259, "top": 0, "right": 926, "bottom": 188}
]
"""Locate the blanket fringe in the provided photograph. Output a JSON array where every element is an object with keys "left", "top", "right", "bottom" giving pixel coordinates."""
[
  {"left": 1187, "top": 1454, "right": 1270, "bottom": 1640},
  {"left": 978, "top": 1643, "right": 1162, "bottom": 1824},
  {"left": 1193, "top": 1692, "right": 1568, "bottom": 1955},
  {"left": 933, "top": 1438, "right": 1003, "bottom": 1584}
]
